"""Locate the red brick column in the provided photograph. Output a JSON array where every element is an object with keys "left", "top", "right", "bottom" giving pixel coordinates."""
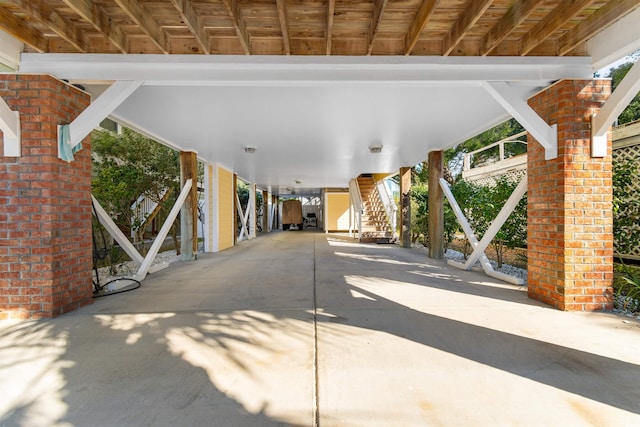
[
  {"left": 527, "top": 79, "right": 613, "bottom": 311},
  {"left": 1, "top": 75, "right": 93, "bottom": 319}
]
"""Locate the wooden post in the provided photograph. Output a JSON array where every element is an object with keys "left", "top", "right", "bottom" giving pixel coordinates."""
[
  {"left": 400, "top": 166, "right": 412, "bottom": 248},
  {"left": 180, "top": 151, "right": 198, "bottom": 261},
  {"left": 262, "top": 189, "right": 269, "bottom": 233},
  {"left": 428, "top": 151, "right": 444, "bottom": 259}
]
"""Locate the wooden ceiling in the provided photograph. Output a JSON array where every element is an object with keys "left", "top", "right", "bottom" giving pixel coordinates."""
[{"left": 0, "top": 0, "right": 639, "bottom": 57}]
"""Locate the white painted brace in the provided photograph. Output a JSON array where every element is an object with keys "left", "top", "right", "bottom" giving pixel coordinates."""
[
  {"left": 591, "top": 59, "right": 640, "bottom": 157},
  {"left": 0, "top": 95, "right": 20, "bottom": 156},
  {"left": 439, "top": 177, "right": 525, "bottom": 286},
  {"left": 59, "top": 80, "right": 143, "bottom": 152},
  {"left": 483, "top": 81, "right": 558, "bottom": 160}
]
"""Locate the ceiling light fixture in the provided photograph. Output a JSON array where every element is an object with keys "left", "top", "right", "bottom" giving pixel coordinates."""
[
  {"left": 244, "top": 146, "right": 256, "bottom": 153},
  {"left": 369, "top": 144, "right": 383, "bottom": 154}
]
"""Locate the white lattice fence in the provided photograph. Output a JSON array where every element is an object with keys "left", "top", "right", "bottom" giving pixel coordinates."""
[
  {"left": 613, "top": 140, "right": 640, "bottom": 259},
  {"left": 465, "top": 169, "right": 526, "bottom": 187}
]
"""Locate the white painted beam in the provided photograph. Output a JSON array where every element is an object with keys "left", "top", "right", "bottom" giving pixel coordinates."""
[
  {"left": 483, "top": 81, "right": 558, "bottom": 160},
  {"left": 91, "top": 195, "right": 144, "bottom": 265},
  {"left": 134, "top": 179, "right": 192, "bottom": 281},
  {"left": 588, "top": 8, "right": 640, "bottom": 72},
  {"left": 0, "top": 95, "right": 20, "bottom": 156},
  {"left": 592, "top": 59, "right": 640, "bottom": 139},
  {"left": 20, "top": 54, "right": 592, "bottom": 85},
  {"left": 61, "top": 80, "right": 143, "bottom": 151}
]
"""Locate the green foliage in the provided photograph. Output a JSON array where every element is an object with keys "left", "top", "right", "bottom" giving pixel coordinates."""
[
  {"left": 608, "top": 59, "right": 640, "bottom": 125},
  {"left": 409, "top": 179, "right": 459, "bottom": 249},
  {"left": 613, "top": 159, "right": 640, "bottom": 255},
  {"left": 614, "top": 262, "right": 640, "bottom": 313}
]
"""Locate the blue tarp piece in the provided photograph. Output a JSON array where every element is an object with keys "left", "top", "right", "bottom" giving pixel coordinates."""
[{"left": 58, "top": 124, "right": 83, "bottom": 162}]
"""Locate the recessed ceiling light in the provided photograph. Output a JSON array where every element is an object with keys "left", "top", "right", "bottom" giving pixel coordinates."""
[{"left": 369, "top": 144, "right": 383, "bottom": 154}]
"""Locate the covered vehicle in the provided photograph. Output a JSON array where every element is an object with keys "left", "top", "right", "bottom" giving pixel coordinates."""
[{"left": 282, "top": 199, "right": 304, "bottom": 231}]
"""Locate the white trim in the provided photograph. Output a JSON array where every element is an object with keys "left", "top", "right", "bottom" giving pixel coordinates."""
[
  {"left": 61, "top": 80, "right": 143, "bottom": 150},
  {"left": 0, "top": 96, "right": 20, "bottom": 156},
  {"left": 249, "top": 183, "right": 256, "bottom": 239},
  {"left": 483, "top": 81, "right": 558, "bottom": 160}
]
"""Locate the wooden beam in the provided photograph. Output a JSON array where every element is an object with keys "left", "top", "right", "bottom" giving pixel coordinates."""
[
  {"left": 60, "top": 0, "right": 128, "bottom": 53},
  {"left": 443, "top": 0, "right": 492, "bottom": 56},
  {"left": 275, "top": 0, "right": 290, "bottom": 55},
  {"left": 0, "top": 4, "right": 47, "bottom": 52},
  {"left": 180, "top": 151, "right": 199, "bottom": 260},
  {"left": 13, "top": 0, "right": 87, "bottom": 52},
  {"left": 262, "top": 190, "right": 269, "bottom": 232},
  {"left": 168, "top": 0, "right": 210, "bottom": 54},
  {"left": 558, "top": 0, "right": 640, "bottom": 56},
  {"left": 326, "top": 0, "right": 335, "bottom": 55},
  {"left": 367, "top": 0, "right": 388, "bottom": 55},
  {"left": 427, "top": 151, "right": 444, "bottom": 259},
  {"left": 519, "top": 0, "right": 597, "bottom": 56},
  {"left": 113, "top": 0, "right": 169, "bottom": 53},
  {"left": 481, "top": 0, "right": 544, "bottom": 56},
  {"left": 405, "top": 0, "right": 440, "bottom": 55},
  {"left": 221, "top": 0, "right": 251, "bottom": 55}
]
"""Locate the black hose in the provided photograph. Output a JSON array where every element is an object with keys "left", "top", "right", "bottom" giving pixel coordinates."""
[{"left": 92, "top": 277, "right": 141, "bottom": 298}]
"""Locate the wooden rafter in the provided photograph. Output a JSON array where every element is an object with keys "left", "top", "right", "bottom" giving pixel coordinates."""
[
  {"left": 0, "top": 4, "right": 47, "bottom": 52},
  {"left": 405, "top": 0, "right": 440, "bottom": 55},
  {"left": 275, "top": 0, "right": 290, "bottom": 55},
  {"left": 326, "top": 0, "right": 335, "bottom": 55},
  {"left": 12, "top": 0, "right": 87, "bottom": 52},
  {"left": 113, "top": 0, "right": 168, "bottom": 54},
  {"left": 367, "top": 0, "right": 388, "bottom": 55},
  {"left": 221, "top": 0, "right": 251, "bottom": 55},
  {"left": 481, "top": 0, "right": 544, "bottom": 56},
  {"left": 168, "top": 0, "right": 210, "bottom": 54},
  {"left": 519, "top": 0, "right": 598, "bottom": 55},
  {"left": 443, "top": 0, "right": 492, "bottom": 56},
  {"left": 558, "top": 0, "right": 640, "bottom": 56},
  {"left": 60, "top": 0, "right": 127, "bottom": 53}
]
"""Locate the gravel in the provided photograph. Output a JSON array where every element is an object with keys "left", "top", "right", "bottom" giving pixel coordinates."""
[{"left": 93, "top": 250, "right": 181, "bottom": 285}]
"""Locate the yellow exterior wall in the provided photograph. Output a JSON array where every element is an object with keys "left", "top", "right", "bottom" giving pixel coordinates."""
[
  {"left": 218, "top": 166, "right": 234, "bottom": 250},
  {"left": 325, "top": 192, "right": 351, "bottom": 231}
]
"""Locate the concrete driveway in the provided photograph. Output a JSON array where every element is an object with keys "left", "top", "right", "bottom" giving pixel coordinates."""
[{"left": 1, "top": 231, "right": 639, "bottom": 426}]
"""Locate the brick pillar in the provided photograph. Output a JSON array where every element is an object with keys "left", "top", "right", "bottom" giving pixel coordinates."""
[
  {"left": 527, "top": 79, "right": 613, "bottom": 311},
  {"left": 0, "top": 75, "right": 93, "bottom": 319}
]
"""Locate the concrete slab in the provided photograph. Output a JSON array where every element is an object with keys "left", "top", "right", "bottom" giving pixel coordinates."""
[{"left": 1, "top": 231, "right": 639, "bottom": 426}]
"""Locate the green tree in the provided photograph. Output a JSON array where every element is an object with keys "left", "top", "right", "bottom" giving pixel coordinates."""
[{"left": 92, "top": 127, "right": 181, "bottom": 255}]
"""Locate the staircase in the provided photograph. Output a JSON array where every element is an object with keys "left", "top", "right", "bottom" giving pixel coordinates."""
[{"left": 356, "top": 175, "right": 394, "bottom": 243}]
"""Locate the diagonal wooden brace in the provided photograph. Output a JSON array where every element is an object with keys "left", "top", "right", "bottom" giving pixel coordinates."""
[{"left": 439, "top": 178, "right": 525, "bottom": 285}]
